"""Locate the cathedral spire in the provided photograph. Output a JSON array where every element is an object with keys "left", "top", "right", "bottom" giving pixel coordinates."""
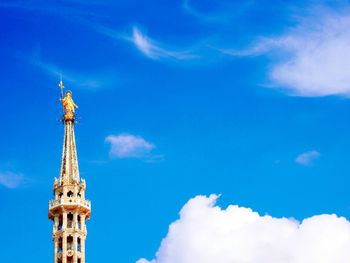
[
  {"left": 59, "top": 119, "right": 80, "bottom": 185},
  {"left": 59, "top": 82, "right": 80, "bottom": 185},
  {"left": 49, "top": 81, "right": 91, "bottom": 263}
]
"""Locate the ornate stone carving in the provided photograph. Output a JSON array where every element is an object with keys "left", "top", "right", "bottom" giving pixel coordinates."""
[{"left": 49, "top": 84, "right": 91, "bottom": 263}]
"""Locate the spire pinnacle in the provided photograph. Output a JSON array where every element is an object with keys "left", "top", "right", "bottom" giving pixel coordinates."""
[
  {"left": 57, "top": 80, "right": 80, "bottom": 185},
  {"left": 59, "top": 120, "right": 80, "bottom": 184},
  {"left": 59, "top": 81, "right": 78, "bottom": 122},
  {"left": 49, "top": 79, "right": 90, "bottom": 263},
  {"left": 59, "top": 79, "right": 64, "bottom": 90}
]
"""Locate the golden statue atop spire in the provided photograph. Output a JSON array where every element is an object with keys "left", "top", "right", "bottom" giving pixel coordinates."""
[{"left": 59, "top": 80, "right": 78, "bottom": 121}]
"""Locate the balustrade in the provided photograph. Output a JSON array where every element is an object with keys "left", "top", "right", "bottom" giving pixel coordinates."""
[{"left": 49, "top": 199, "right": 91, "bottom": 209}]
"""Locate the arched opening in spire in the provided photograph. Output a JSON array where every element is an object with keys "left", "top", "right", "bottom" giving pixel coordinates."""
[
  {"left": 77, "top": 215, "right": 81, "bottom": 229},
  {"left": 77, "top": 237, "right": 81, "bottom": 252},
  {"left": 58, "top": 237, "right": 62, "bottom": 253},
  {"left": 58, "top": 215, "right": 63, "bottom": 230},
  {"left": 67, "top": 213, "right": 73, "bottom": 228},
  {"left": 67, "top": 235, "right": 73, "bottom": 250}
]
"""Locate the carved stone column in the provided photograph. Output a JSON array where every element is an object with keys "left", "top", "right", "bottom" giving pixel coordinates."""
[
  {"left": 81, "top": 238, "right": 86, "bottom": 263},
  {"left": 54, "top": 215, "right": 59, "bottom": 231},
  {"left": 63, "top": 211, "right": 67, "bottom": 230},
  {"left": 54, "top": 237, "right": 58, "bottom": 263},
  {"left": 62, "top": 233, "right": 67, "bottom": 263},
  {"left": 73, "top": 233, "right": 78, "bottom": 263},
  {"left": 74, "top": 213, "right": 78, "bottom": 229},
  {"left": 81, "top": 215, "right": 86, "bottom": 233}
]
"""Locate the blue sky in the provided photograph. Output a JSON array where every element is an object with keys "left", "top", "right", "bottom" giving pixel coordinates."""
[{"left": 1, "top": 0, "right": 350, "bottom": 262}]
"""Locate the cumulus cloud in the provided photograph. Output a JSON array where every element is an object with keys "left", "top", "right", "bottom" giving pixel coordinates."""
[
  {"left": 0, "top": 171, "right": 24, "bottom": 188},
  {"left": 137, "top": 194, "right": 350, "bottom": 263},
  {"left": 295, "top": 150, "right": 320, "bottom": 166},
  {"left": 227, "top": 8, "right": 350, "bottom": 97},
  {"left": 105, "top": 134, "right": 155, "bottom": 159}
]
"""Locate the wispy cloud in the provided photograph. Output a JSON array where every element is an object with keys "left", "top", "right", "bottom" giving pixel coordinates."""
[
  {"left": 105, "top": 134, "right": 158, "bottom": 160},
  {"left": 129, "top": 27, "right": 195, "bottom": 60},
  {"left": 13, "top": 48, "right": 118, "bottom": 90},
  {"left": 0, "top": 0, "right": 103, "bottom": 19},
  {"left": 295, "top": 150, "right": 320, "bottom": 166},
  {"left": 182, "top": 0, "right": 255, "bottom": 24},
  {"left": 0, "top": 171, "right": 24, "bottom": 189},
  {"left": 96, "top": 25, "right": 196, "bottom": 61},
  {"left": 182, "top": 0, "right": 227, "bottom": 23},
  {"left": 224, "top": 7, "right": 350, "bottom": 97},
  {"left": 220, "top": 37, "right": 281, "bottom": 57},
  {"left": 132, "top": 27, "right": 161, "bottom": 59},
  {"left": 138, "top": 194, "right": 350, "bottom": 263},
  {"left": 2, "top": 1, "right": 205, "bottom": 64}
]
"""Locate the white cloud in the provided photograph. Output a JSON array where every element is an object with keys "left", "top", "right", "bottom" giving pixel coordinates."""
[
  {"left": 295, "top": 150, "right": 320, "bottom": 166},
  {"left": 182, "top": 0, "right": 254, "bottom": 24},
  {"left": 0, "top": 1, "right": 99, "bottom": 18},
  {"left": 227, "top": 8, "right": 350, "bottom": 97},
  {"left": 105, "top": 134, "right": 155, "bottom": 159},
  {"left": 182, "top": 0, "right": 226, "bottom": 23},
  {"left": 12, "top": 46, "right": 118, "bottom": 90},
  {"left": 0, "top": 171, "right": 24, "bottom": 188},
  {"left": 131, "top": 27, "right": 194, "bottom": 60},
  {"left": 137, "top": 195, "right": 350, "bottom": 263},
  {"left": 94, "top": 25, "right": 196, "bottom": 61}
]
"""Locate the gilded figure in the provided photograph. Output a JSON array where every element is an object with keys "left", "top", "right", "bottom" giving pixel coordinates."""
[{"left": 61, "top": 91, "right": 78, "bottom": 120}]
